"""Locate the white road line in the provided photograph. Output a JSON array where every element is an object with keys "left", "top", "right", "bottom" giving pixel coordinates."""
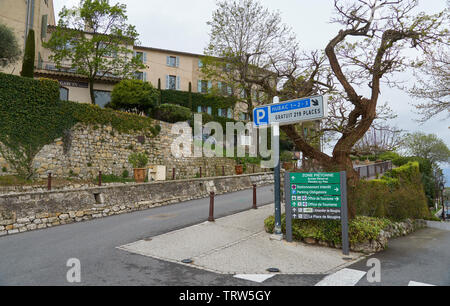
[
  {"left": 315, "top": 268, "right": 367, "bottom": 286},
  {"left": 234, "top": 274, "right": 275, "bottom": 283},
  {"left": 408, "top": 281, "right": 435, "bottom": 286}
]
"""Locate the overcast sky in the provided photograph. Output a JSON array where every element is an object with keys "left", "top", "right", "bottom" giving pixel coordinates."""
[{"left": 53, "top": 0, "right": 449, "bottom": 180}]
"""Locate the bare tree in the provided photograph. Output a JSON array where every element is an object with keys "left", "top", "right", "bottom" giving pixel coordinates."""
[
  {"left": 203, "top": 0, "right": 299, "bottom": 119},
  {"left": 353, "top": 124, "right": 403, "bottom": 156},
  {"left": 281, "top": 0, "right": 446, "bottom": 184}
]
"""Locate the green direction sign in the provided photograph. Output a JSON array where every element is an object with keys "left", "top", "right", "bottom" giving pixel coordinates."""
[
  {"left": 292, "top": 184, "right": 341, "bottom": 196},
  {"left": 290, "top": 173, "right": 341, "bottom": 184},
  {"left": 291, "top": 195, "right": 342, "bottom": 208}
]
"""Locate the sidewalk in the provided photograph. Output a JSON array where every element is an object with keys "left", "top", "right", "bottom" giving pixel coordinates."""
[{"left": 118, "top": 204, "right": 364, "bottom": 275}]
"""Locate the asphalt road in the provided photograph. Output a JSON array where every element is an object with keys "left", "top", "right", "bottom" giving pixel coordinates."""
[
  {"left": 350, "top": 227, "right": 450, "bottom": 286},
  {"left": 1, "top": 184, "right": 449, "bottom": 286},
  {"left": 0, "top": 185, "right": 292, "bottom": 286}
]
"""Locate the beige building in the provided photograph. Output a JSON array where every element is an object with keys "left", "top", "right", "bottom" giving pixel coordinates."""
[{"left": 0, "top": 0, "right": 263, "bottom": 120}]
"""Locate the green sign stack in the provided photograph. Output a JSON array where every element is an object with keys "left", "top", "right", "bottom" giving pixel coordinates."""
[{"left": 289, "top": 172, "right": 342, "bottom": 220}]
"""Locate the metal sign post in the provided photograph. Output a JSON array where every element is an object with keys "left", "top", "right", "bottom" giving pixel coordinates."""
[{"left": 285, "top": 171, "right": 350, "bottom": 256}]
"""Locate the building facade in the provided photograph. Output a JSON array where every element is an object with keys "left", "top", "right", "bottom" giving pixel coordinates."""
[{"left": 0, "top": 0, "right": 265, "bottom": 120}]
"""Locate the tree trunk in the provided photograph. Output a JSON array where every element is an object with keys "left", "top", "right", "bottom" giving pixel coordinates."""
[{"left": 89, "top": 80, "right": 96, "bottom": 105}]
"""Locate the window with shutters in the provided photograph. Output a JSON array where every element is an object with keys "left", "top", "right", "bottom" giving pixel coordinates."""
[
  {"left": 198, "top": 80, "right": 210, "bottom": 93},
  {"left": 166, "top": 75, "right": 180, "bottom": 90},
  {"left": 134, "top": 51, "right": 146, "bottom": 64},
  {"left": 41, "top": 15, "right": 48, "bottom": 39},
  {"left": 167, "top": 56, "right": 178, "bottom": 67}
]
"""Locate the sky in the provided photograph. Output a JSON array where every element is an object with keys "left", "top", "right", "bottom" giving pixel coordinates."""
[{"left": 53, "top": 0, "right": 449, "bottom": 183}]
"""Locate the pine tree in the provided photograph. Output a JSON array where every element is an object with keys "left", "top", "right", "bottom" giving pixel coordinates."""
[{"left": 21, "top": 29, "right": 35, "bottom": 78}]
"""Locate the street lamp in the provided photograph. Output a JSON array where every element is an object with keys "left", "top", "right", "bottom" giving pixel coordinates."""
[{"left": 440, "top": 182, "right": 445, "bottom": 221}]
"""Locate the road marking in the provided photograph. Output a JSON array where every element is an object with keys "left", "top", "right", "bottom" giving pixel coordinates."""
[
  {"left": 408, "top": 281, "right": 435, "bottom": 286},
  {"left": 234, "top": 274, "right": 275, "bottom": 283},
  {"left": 315, "top": 268, "right": 366, "bottom": 286}
]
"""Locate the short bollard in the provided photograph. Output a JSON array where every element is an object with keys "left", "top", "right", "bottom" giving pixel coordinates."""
[
  {"left": 98, "top": 171, "right": 102, "bottom": 187},
  {"left": 222, "top": 166, "right": 225, "bottom": 176},
  {"left": 47, "top": 173, "right": 52, "bottom": 191},
  {"left": 200, "top": 167, "right": 202, "bottom": 178},
  {"left": 172, "top": 168, "right": 176, "bottom": 180},
  {"left": 208, "top": 192, "right": 215, "bottom": 222},
  {"left": 252, "top": 184, "right": 257, "bottom": 210}
]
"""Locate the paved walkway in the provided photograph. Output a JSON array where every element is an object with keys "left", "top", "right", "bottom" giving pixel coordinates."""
[{"left": 118, "top": 204, "right": 363, "bottom": 275}]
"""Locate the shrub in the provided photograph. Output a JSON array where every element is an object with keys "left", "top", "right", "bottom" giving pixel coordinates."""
[
  {"left": 152, "top": 104, "right": 192, "bottom": 123},
  {"left": 378, "top": 151, "right": 401, "bottom": 161},
  {"left": 122, "top": 170, "right": 129, "bottom": 178},
  {"left": 350, "top": 162, "right": 431, "bottom": 221},
  {"left": 109, "top": 79, "right": 160, "bottom": 115},
  {"left": 128, "top": 152, "right": 148, "bottom": 168},
  {"left": 265, "top": 214, "right": 393, "bottom": 246},
  {"left": 0, "top": 23, "right": 21, "bottom": 67}
]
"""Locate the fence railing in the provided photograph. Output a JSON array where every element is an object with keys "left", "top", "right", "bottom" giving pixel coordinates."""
[{"left": 354, "top": 161, "right": 393, "bottom": 179}]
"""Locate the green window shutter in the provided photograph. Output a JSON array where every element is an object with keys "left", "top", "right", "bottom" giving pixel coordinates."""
[
  {"left": 198, "top": 80, "right": 202, "bottom": 93},
  {"left": 41, "top": 15, "right": 48, "bottom": 39}
]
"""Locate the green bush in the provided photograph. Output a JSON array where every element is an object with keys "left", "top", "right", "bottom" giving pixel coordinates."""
[
  {"left": 152, "top": 104, "right": 192, "bottom": 123},
  {"left": 128, "top": 152, "right": 148, "bottom": 168},
  {"left": 350, "top": 162, "right": 431, "bottom": 221},
  {"left": 378, "top": 151, "right": 401, "bottom": 161},
  {"left": 109, "top": 79, "right": 160, "bottom": 115},
  {"left": 0, "top": 23, "right": 21, "bottom": 67},
  {"left": 265, "top": 214, "right": 393, "bottom": 246},
  {"left": 96, "top": 173, "right": 133, "bottom": 184},
  {"left": 161, "top": 89, "right": 237, "bottom": 112}
]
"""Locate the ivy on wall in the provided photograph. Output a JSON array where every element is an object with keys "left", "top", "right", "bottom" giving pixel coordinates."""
[{"left": 0, "top": 73, "right": 160, "bottom": 179}]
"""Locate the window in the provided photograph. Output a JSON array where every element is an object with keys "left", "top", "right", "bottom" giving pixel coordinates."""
[
  {"left": 166, "top": 75, "right": 180, "bottom": 90},
  {"left": 239, "top": 112, "right": 249, "bottom": 121},
  {"left": 135, "top": 71, "right": 147, "bottom": 81},
  {"left": 198, "top": 59, "right": 203, "bottom": 68},
  {"left": 60, "top": 87, "right": 69, "bottom": 101},
  {"left": 218, "top": 108, "right": 227, "bottom": 117},
  {"left": 198, "top": 106, "right": 212, "bottom": 115},
  {"left": 167, "top": 56, "right": 179, "bottom": 67},
  {"left": 94, "top": 90, "right": 111, "bottom": 108},
  {"left": 134, "top": 51, "right": 147, "bottom": 64},
  {"left": 198, "top": 80, "right": 212, "bottom": 93}
]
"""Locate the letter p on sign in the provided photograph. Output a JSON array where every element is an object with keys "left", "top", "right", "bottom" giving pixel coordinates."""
[{"left": 254, "top": 107, "right": 269, "bottom": 127}]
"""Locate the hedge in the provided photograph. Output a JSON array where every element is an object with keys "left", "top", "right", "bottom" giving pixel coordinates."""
[
  {"left": 350, "top": 162, "right": 432, "bottom": 221},
  {"left": 160, "top": 89, "right": 237, "bottom": 112},
  {"left": 152, "top": 104, "right": 192, "bottom": 123}
]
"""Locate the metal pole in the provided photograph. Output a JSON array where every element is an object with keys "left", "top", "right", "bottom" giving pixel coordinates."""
[
  {"left": 285, "top": 172, "right": 293, "bottom": 242},
  {"left": 208, "top": 191, "right": 215, "bottom": 222},
  {"left": 173, "top": 168, "right": 175, "bottom": 180},
  {"left": 252, "top": 184, "right": 257, "bottom": 210},
  {"left": 98, "top": 171, "right": 102, "bottom": 187},
  {"left": 222, "top": 166, "right": 225, "bottom": 176},
  {"left": 340, "top": 171, "right": 350, "bottom": 256},
  {"left": 47, "top": 172, "right": 52, "bottom": 191},
  {"left": 200, "top": 167, "right": 202, "bottom": 178},
  {"left": 273, "top": 123, "right": 282, "bottom": 237}
]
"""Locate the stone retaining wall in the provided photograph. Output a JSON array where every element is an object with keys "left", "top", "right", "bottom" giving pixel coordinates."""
[
  {"left": 0, "top": 172, "right": 274, "bottom": 236},
  {"left": 0, "top": 121, "right": 269, "bottom": 180}
]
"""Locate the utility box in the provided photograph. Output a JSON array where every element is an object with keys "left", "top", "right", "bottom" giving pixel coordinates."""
[{"left": 148, "top": 165, "right": 166, "bottom": 181}]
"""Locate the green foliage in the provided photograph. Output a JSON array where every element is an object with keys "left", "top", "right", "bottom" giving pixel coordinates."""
[
  {"left": 96, "top": 173, "right": 133, "bottom": 183},
  {"left": 265, "top": 214, "right": 393, "bottom": 246},
  {"left": 280, "top": 151, "right": 294, "bottom": 162},
  {"left": 152, "top": 104, "right": 192, "bottom": 123},
  {"left": 0, "top": 73, "right": 160, "bottom": 179},
  {"left": 128, "top": 152, "right": 148, "bottom": 168},
  {"left": 350, "top": 162, "right": 431, "bottom": 220},
  {"left": 160, "top": 89, "right": 237, "bottom": 112},
  {"left": 109, "top": 79, "right": 160, "bottom": 115},
  {"left": 43, "top": 0, "right": 145, "bottom": 104},
  {"left": 0, "top": 23, "right": 21, "bottom": 67},
  {"left": 402, "top": 132, "right": 450, "bottom": 165},
  {"left": 20, "top": 29, "right": 35, "bottom": 78},
  {"left": 122, "top": 170, "right": 129, "bottom": 178},
  {"left": 62, "top": 101, "right": 160, "bottom": 136},
  {"left": 0, "top": 73, "right": 72, "bottom": 179},
  {"left": 378, "top": 151, "right": 401, "bottom": 161}
]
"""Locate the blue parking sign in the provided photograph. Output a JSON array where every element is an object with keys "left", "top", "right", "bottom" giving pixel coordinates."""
[{"left": 253, "top": 107, "right": 269, "bottom": 127}]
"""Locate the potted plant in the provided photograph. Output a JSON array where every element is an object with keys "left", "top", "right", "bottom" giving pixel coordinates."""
[
  {"left": 235, "top": 157, "right": 244, "bottom": 175},
  {"left": 128, "top": 152, "right": 149, "bottom": 183}
]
